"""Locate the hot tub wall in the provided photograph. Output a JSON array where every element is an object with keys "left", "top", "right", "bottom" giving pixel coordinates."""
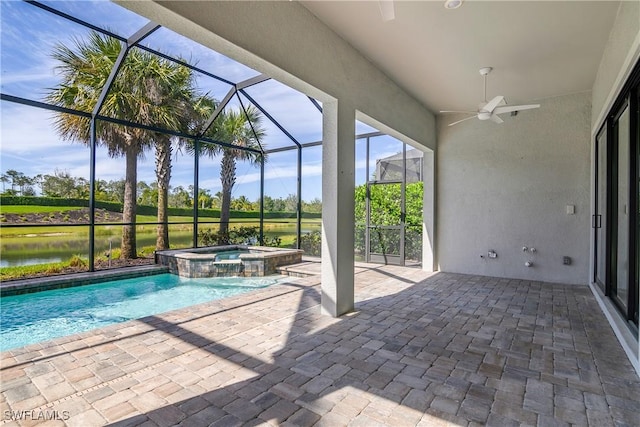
[
  {"left": 155, "top": 246, "right": 303, "bottom": 278},
  {"left": 242, "top": 249, "right": 303, "bottom": 277}
]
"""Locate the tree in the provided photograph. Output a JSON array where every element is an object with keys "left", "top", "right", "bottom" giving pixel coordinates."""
[
  {"left": 284, "top": 193, "right": 298, "bottom": 213},
  {"left": 169, "top": 186, "right": 191, "bottom": 208},
  {"left": 46, "top": 32, "right": 195, "bottom": 258},
  {"left": 41, "top": 170, "right": 78, "bottom": 198},
  {"left": 94, "top": 179, "right": 110, "bottom": 201},
  {"left": 147, "top": 63, "right": 196, "bottom": 250},
  {"left": 194, "top": 106, "right": 266, "bottom": 243},
  {"left": 3, "top": 170, "right": 23, "bottom": 194},
  {"left": 197, "top": 189, "right": 214, "bottom": 209},
  {"left": 231, "top": 195, "right": 252, "bottom": 211},
  {"left": 303, "top": 198, "right": 322, "bottom": 214},
  {"left": 354, "top": 181, "right": 423, "bottom": 260},
  {"left": 15, "top": 174, "right": 35, "bottom": 196},
  {"left": 104, "top": 179, "right": 126, "bottom": 203},
  {"left": 217, "top": 108, "right": 265, "bottom": 239},
  {"left": 0, "top": 173, "right": 9, "bottom": 193},
  {"left": 137, "top": 181, "right": 158, "bottom": 207}
]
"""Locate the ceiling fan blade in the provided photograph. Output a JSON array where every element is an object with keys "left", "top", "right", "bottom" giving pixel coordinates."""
[
  {"left": 378, "top": 0, "right": 395, "bottom": 21},
  {"left": 448, "top": 115, "right": 477, "bottom": 127},
  {"left": 490, "top": 115, "right": 504, "bottom": 124},
  {"left": 493, "top": 104, "right": 540, "bottom": 115},
  {"left": 481, "top": 95, "right": 504, "bottom": 113},
  {"left": 439, "top": 110, "right": 477, "bottom": 114}
]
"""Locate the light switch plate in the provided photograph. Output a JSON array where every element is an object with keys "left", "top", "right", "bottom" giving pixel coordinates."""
[{"left": 566, "top": 205, "right": 575, "bottom": 215}]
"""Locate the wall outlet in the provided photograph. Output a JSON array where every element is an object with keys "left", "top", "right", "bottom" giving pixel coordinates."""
[
  {"left": 488, "top": 250, "right": 497, "bottom": 259},
  {"left": 563, "top": 256, "right": 572, "bottom": 265}
]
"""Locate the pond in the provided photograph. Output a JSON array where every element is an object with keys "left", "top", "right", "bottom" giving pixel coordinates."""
[{"left": 0, "top": 221, "right": 320, "bottom": 267}]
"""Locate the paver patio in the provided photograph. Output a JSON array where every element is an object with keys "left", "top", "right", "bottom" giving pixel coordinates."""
[{"left": 1, "top": 264, "right": 639, "bottom": 426}]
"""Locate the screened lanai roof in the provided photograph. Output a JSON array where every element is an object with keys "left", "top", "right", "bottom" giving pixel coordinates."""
[{"left": 0, "top": 0, "right": 330, "bottom": 155}]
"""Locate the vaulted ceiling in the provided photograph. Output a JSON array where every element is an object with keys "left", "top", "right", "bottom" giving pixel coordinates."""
[{"left": 301, "top": 1, "right": 620, "bottom": 114}]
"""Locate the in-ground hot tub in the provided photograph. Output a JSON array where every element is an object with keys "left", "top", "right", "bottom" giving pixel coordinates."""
[{"left": 155, "top": 245, "right": 303, "bottom": 278}]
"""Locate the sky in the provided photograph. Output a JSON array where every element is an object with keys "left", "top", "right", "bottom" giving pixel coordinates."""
[{"left": 0, "top": 0, "right": 404, "bottom": 202}]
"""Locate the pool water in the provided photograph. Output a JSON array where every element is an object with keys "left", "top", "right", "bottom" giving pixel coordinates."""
[{"left": 0, "top": 273, "right": 283, "bottom": 351}]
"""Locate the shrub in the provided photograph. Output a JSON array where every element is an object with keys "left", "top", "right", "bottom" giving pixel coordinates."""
[
  {"left": 354, "top": 181, "right": 423, "bottom": 261},
  {"left": 198, "top": 225, "right": 281, "bottom": 247},
  {"left": 0, "top": 195, "right": 321, "bottom": 219},
  {"left": 45, "top": 265, "right": 62, "bottom": 274},
  {"left": 263, "top": 235, "right": 282, "bottom": 247},
  {"left": 294, "top": 230, "right": 321, "bottom": 256},
  {"left": 68, "top": 255, "right": 88, "bottom": 268}
]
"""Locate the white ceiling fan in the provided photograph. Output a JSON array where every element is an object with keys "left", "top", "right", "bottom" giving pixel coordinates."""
[
  {"left": 378, "top": 0, "right": 395, "bottom": 21},
  {"left": 441, "top": 67, "right": 540, "bottom": 127}
]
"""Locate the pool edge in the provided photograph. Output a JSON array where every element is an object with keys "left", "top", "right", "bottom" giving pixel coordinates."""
[{"left": 0, "top": 265, "right": 169, "bottom": 297}]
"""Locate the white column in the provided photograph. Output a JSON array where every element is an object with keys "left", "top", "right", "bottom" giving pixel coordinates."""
[
  {"left": 422, "top": 149, "right": 436, "bottom": 271},
  {"left": 321, "top": 100, "right": 355, "bottom": 317}
]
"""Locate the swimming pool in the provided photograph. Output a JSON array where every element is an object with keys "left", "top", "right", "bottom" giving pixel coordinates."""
[{"left": 0, "top": 273, "right": 283, "bottom": 351}]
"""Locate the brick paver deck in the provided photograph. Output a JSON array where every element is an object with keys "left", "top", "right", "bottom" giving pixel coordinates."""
[{"left": 1, "top": 265, "right": 639, "bottom": 426}]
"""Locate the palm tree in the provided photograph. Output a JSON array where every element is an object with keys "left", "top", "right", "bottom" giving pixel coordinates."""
[
  {"left": 46, "top": 32, "right": 196, "bottom": 258},
  {"left": 147, "top": 66, "right": 196, "bottom": 251},
  {"left": 199, "top": 106, "right": 266, "bottom": 243}
]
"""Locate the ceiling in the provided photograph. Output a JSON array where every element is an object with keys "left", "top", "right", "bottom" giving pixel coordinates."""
[{"left": 300, "top": 1, "right": 620, "bottom": 114}]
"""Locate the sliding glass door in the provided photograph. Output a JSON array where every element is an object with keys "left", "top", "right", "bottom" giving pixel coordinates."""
[
  {"left": 594, "top": 60, "right": 639, "bottom": 329},
  {"left": 594, "top": 125, "right": 607, "bottom": 291},
  {"left": 612, "top": 103, "right": 631, "bottom": 312}
]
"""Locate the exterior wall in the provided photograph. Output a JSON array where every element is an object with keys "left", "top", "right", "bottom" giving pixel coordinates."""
[
  {"left": 591, "top": 0, "right": 640, "bottom": 132},
  {"left": 437, "top": 92, "right": 591, "bottom": 285}
]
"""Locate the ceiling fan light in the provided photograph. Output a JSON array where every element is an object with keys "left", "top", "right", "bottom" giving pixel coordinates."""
[{"left": 444, "top": 0, "right": 463, "bottom": 9}]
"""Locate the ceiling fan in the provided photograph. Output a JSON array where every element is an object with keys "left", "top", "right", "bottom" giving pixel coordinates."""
[
  {"left": 378, "top": 0, "right": 395, "bottom": 21},
  {"left": 441, "top": 67, "right": 540, "bottom": 127}
]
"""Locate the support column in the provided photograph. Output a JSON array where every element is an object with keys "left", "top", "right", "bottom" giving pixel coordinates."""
[
  {"left": 321, "top": 100, "right": 355, "bottom": 317},
  {"left": 422, "top": 149, "right": 436, "bottom": 271}
]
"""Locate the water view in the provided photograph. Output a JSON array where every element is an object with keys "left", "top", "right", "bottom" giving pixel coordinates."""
[{"left": 0, "top": 222, "right": 320, "bottom": 267}]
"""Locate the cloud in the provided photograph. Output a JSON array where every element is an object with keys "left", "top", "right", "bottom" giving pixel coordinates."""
[
  {"left": 0, "top": 106, "right": 72, "bottom": 154},
  {"left": 140, "top": 27, "right": 260, "bottom": 83},
  {"left": 242, "top": 82, "right": 323, "bottom": 144}
]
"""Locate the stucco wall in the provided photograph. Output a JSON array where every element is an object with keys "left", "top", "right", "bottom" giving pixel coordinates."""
[
  {"left": 117, "top": 0, "right": 436, "bottom": 152},
  {"left": 437, "top": 92, "right": 591, "bottom": 284},
  {"left": 591, "top": 0, "right": 640, "bottom": 132}
]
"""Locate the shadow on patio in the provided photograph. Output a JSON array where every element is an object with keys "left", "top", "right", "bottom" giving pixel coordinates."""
[{"left": 97, "top": 269, "right": 640, "bottom": 427}]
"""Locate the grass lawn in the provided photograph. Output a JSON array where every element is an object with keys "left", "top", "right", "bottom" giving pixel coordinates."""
[
  {"left": 0, "top": 261, "right": 72, "bottom": 280},
  {"left": 0, "top": 205, "right": 84, "bottom": 214},
  {"left": 1, "top": 210, "right": 321, "bottom": 238}
]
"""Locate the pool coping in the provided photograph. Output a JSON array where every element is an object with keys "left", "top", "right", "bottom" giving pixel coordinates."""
[
  {"left": 156, "top": 245, "right": 304, "bottom": 261},
  {"left": 0, "top": 265, "right": 169, "bottom": 297}
]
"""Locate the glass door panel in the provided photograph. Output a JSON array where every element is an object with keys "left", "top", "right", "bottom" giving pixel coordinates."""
[
  {"left": 636, "top": 89, "right": 640, "bottom": 325},
  {"left": 595, "top": 126, "right": 608, "bottom": 291},
  {"left": 613, "top": 104, "right": 630, "bottom": 311}
]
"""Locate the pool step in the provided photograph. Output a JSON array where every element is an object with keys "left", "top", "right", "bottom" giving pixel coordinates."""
[{"left": 277, "top": 260, "right": 321, "bottom": 277}]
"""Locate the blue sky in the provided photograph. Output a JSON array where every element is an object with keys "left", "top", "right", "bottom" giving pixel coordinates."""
[{"left": 0, "top": 0, "right": 402, "bottom": 201}]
